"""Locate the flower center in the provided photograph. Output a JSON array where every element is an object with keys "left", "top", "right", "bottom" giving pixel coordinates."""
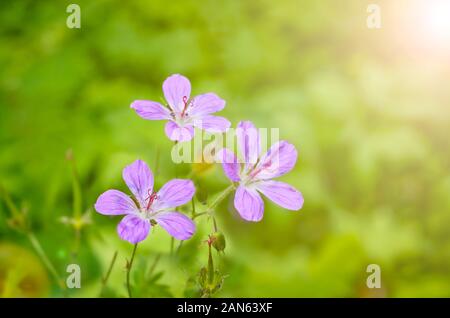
[
  {"left": 180, "top": 95, "right": 191, "bottom": 118},
  {"left": 145, "top": 190, "right": 158, "bottom": 211},
  {"left": 241, "top": 159, "right": 273, "bottom": 186}
]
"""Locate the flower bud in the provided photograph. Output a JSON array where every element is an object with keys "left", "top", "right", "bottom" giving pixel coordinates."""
[{"left": 211, "top": 232, "right": 226, "bottom": 252}]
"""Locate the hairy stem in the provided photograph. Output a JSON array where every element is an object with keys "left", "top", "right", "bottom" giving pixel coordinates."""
[
  {"left": 1, "top": 186, "right": 65, "bottom": 292},
  {"left": 126, "top": 243, "right": 138, "bottom": 298},
  {"left": 212, "top": 217, "right": 218, "bottom": 232},
  {"left": 170, "top": 237, "right": 175, "bottom": 256},
  {"left": 0, "top": 184, "right": 21, "bottom": 219},
  {"left": 191, "top": 198, "right": 196, "bottom": 218},
  {"left": 176, "top": 241, "right": 184, "bottom": 255},
  {"left": 147, "top": 253, "right": 161, "bottom": 277},
  {"left": 194, "top": 184, "right": 235, "bottom": 220},
  {"left": 208, "top": 184, "right": 235, "bottom": 211},
  {"left": 192, "top": 211, "right": 208, "bottom": 219},
  {"left": 67, "top": 150, "right": 82, "bottom": 219},
  {"left": 27, "top": 232, "right": 65, "bottom": 290},
  {"left": 71, "top": 228, "right": 81, "bottom": 262},
  {"left": 207, "top": 244, "right": 214, "bottom": 285},
  {"left": 66, "top": 150, "right": 85, "bottom": 261},
  {"left": 99, "top": 250, "right": 118, "bottom": 297}
]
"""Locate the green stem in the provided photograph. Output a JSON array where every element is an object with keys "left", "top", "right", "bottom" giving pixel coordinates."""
[
  {"left": 194, "top": 184, "right": 235, "bottom": 220},
  {"left": 147, "top": 254, "right": 161, "bottom": 277},
  {"left": 212, "top": 217, "right": 218, "bottom": 232},
  {"left": 170, "top": 237, "right": 175, "bottom": 255},
  {"left": 126, "top": 244, "right": 138, "bottom": 298},
  {"left": 208, "top": 184, "right": 235, "bottom": 211},
  {"left": 67, "top": 150, "right": 82, "bottom": 219},
  {"left": 71, "top": 228, "right": 81, "bottom": 261},
  {"left": 191, "top": 198, "right": 196, "bottom": 218},
  {"left": 176, "top": 241, "right": 184, "bottom": 255},
  {"left": 207, "top": 244, "right": 214, "bottom": 285},
  {"left": 186, "top": 170, "right": 194, "bottom": 179},
  {"left": 1, "top": 185, "right": 65, "bottom": 293},
  {"left": 176, "top": 199, "right": 197, "bottom": 254},
  {"left": 0, "top": 185, "right": 21, "bottom": 219},
  {"left": 100, "top": 251, "right": 118, "bottom": 297},
  {"left": 27, "top": 232, "right": 65, "bottom": 290},
  {"left": 67, "top": 150, "right": 84, "bottom": 262},
  {"left": 192, "top": 211, "right": 208, "bottom": 219}
]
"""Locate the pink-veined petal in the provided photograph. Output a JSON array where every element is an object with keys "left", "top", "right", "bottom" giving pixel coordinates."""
[
  {"left": 216, "top": 148, "right": 241, "bottom": 182},
  {"left": 94, "top": 190, "right": 137, "bottom": 215},
  {"left": 236, "top": 121, "right": 260, "bottom": 168},
  {"left": 234, "top": 185, "right": 264, "bottom": 222},
  {"left": 256, "top": 180, "right": 304, "bottom": 210},
  {"left": 253, "top": 141, "right": 298, "bottom": 180},
  {"left": 193, "top": 115, "right": 230, "bottom": 133},
  {"left": 164, "top": 121, "right": 195, "bottom": 142},
  {"left": 155, "top": 212, "right": 196, "bottom": 240},
  {"left": 153, "top": 179, "right": 195, "bottom": 210},
  {"left": 189, "top": 93, "right": 226, "bottom": 117},
  {"left": 163, "top": 74, "right": 191, "bottom": 112},
  {"left": 117, "top": 214, "right": 150, "bottom": 244},
  {"left": 122, "top": 160, "right": 153, "bottom": 207},
  {"left": 130, "top": 100, "right": 171, "bottom": 120}
]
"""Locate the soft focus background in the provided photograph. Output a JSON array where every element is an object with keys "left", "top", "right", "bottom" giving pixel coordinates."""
[{"left": 1, "top": 0, "right": 450, "bottom": 297}]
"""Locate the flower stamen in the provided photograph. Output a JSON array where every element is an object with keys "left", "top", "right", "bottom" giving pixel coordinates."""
[
  {"left": 145, "top": 190, "right": 158, "bottom": 211},
  {"left": 248, "top": 160, "right": 272, "bottom": 180},
  {"left": 180, "top": 95, "right": 190, "bottom": 118}
]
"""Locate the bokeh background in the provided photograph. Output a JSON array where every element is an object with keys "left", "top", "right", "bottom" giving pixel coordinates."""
[{"left": 1, "top": 0, "right": 450, "bottom": 297}]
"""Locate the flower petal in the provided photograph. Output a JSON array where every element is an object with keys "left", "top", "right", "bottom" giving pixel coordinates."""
[
  {"left": 131, "top": 100, "right": 171, "bottom": 120},
  {"left": 155, "top": 212, "right": 196, "bottom": 240},
  {"left": 154, "top": 179, "right": 195, "bottom": 210},
  {"left": 234, "top": 185, "right": 264, "bottom": 222},
  {"left": 256, "top": 180, "right": 304, "bottom": 210},
  {"left": 117, "top": 214, "right": 150, "bottom": 244},
  {"left": 236, "top": 121, "right": 260, "bottom": 168},
  {"left": 163, "top": 74, "right": 191, "bottom": 112},
  {"left": 164, "top": 121, "right": 195, "bottom": 142},
  {"left": 193, "top": 115, "right": 230, "bottom": 133},
  {"left": 253, "top": 141, "right": 297, "bottom": 180},
  {"left": 189, "top": 93, "right": 226, "bottom": 117},
  {"left": 94, "top": 190, "right": 137, "bottom": 215},
  {"left": 122, "top": 160, "right": 153, "bottom": 207},
  {"left": 216, "top": 148, "right": 241, "bottom": 182}
]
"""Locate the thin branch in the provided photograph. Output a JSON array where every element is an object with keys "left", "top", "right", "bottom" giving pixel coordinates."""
[
  {"left": 126, "top": 243, "right": 138, "bottom": 298},
  {"left": 27, "top": 232, "right": 66, "bottom": 290},
  {"left": 99, "top": 251, "right": 118, "bottom": 297},
  {"left": 147, "top": 253, "right": 161, "bottom": 278}
]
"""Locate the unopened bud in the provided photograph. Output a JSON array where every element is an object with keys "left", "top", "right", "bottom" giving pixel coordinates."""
[{"left": 211, "top": 232, "right": 226, "bottom": 252}]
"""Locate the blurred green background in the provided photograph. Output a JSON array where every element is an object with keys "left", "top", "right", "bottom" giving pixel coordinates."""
[{"left": 1, "top": 0, "right": 450, "bottom": 297}]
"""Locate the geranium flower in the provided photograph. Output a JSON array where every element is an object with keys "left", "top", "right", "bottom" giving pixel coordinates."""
[
  {"left": 131, "top": 74, "right": 230, "bottom": 142},
  {"left": 94, "top": 160, "right": 196, "bottom": 243},
  {"left": 218, "top": 121, "right": 304, "bottom": 222}
]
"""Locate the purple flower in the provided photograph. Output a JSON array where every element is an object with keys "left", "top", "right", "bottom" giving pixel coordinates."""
[
  {"left": 131, "top": 74, "right": 230, "bottom": 142},
  {"left": 94, "top": 160, "right": 196, "bottom": 243},
  {"left": 218, "top": 121, "right": 304, "bottom": 222}
]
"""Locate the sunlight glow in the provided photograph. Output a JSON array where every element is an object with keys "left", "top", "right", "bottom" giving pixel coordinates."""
[{"left": 422, "top": 0, "right": 450, "bottom": 43}]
